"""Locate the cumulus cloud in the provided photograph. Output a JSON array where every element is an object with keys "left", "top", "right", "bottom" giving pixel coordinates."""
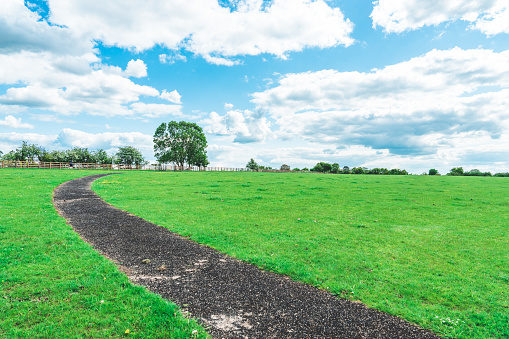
[
  {"left": 202, "top": 109, "right": 273, "bottom": 143},
  {"left": 0, "top": 0, "right": 92, "bottom": 55},
  {"left": 160, "top": 90, "right": 182, "bottom": 104},
  {"left": 0, "top": 131, "right": 58, "bottom": 147},
  {"left": 0, "top": 2, "right": 170, "bottom": 119},
  {"left": 46, "top": 0, "right": 354, "bottom": 63},
  {"left": 0, "top": 115, "right": 34, "bottom": 129},
  {"left": 129, "top": 102, "right": 182, "bottom": 118},
  {"left": 0, "top": 51, "right": 160, "bottom": 116},
  {"left": 56, "top": 128, "right": 152, "bottom": 150},
  {"left": 159, "top": 52, "right": 187, "bottom": 64},
  {"left": 123, "top": 59, "right": 147, "bottom": 78},
  {"left": 248, "top": 48, "right": 509, "bottom": 158},
  {"left": 371, "top": 0, "right": 509, "bottom": 35}
]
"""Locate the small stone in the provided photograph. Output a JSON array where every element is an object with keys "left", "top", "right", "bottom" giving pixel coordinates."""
[{"left": 142, "top": 259, "right": 151, "bottom": 264}]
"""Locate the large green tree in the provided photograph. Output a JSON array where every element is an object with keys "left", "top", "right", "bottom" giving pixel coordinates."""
[
  {"left": 153, "top": 121, "right": 209, "bottom": 168},
  {"left": 115, "top": 146, "right": 146, "bottom": 168}
]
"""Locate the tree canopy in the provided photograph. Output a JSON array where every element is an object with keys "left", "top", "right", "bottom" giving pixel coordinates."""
[
  {"left": 115, "top": 146, "right": 146, "bottom": 167},
  {"left": 153, "top": 121, "right": 209, "bottom": 168},
  {"left": 246, "top": 158, "right": 259, "bottom": 170}
]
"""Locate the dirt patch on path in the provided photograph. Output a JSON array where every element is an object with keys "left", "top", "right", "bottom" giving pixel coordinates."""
[{"left": 53, "top": 174, "right": 441, "bottom": 339}]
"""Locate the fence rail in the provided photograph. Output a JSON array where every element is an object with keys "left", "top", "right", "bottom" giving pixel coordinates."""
[{"left": 0, "top": 160, "right": 286, "bottom": 172}]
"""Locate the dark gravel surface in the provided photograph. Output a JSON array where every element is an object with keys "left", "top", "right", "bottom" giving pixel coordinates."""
[{"left": 53, "top": 174, "right": 442, "bottom": 339}]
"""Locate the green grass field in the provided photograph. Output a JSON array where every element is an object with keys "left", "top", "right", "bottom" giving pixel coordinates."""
[
  {"left": 91, "top": 171, "right": 509, "bottom": 339},
  {"left": 0, "top": 169, "right": 207, "bottom": 338}
]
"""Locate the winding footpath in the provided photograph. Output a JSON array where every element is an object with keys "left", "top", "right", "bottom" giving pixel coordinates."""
[{"left": 53, "top": 174, "right": 441, "bottom": 339}]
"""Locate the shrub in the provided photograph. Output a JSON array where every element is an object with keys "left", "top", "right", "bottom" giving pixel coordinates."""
[
  {"left": 429, "top": 169, "right": 439, "bottom": 175},
  {"left": 448, "top": 167, "right": 464, "bottom": 176}
]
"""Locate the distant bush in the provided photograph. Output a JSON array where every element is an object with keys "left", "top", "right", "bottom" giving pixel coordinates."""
[
  {"left": 246, "top": 158, "right": 259, "bottom": 170},
  {"left": 429, "top": 169, "right": 439, "bottom": 175},
  {"left": 367, "top": 168, "right": 390, "bottom": 175},
  {"left": 351, "top": 167, "right": 365, "bottom": 174},
  {"left": 448, "top": 167, "right": 464, "bottom": 176},
  {"left": 464, "top": 169, "right": 492, "bottom": 177},
  {"left": 494, "top": 172, "right": 509, "bottom": 177},
  {"left": 280, "top": 164, "right": 291, "bottom": 171},
  {"left": 331, "top": 163, "right": 340, "bottom": 173},
  {"left": 389, "top": 168, "right": 408, "bottom": 175},
  {"left": 293, "top": 168, "right": 300, "bottom": 171},
  {"left": 311, "top": 162, "right": 332, "bottom": 173}
]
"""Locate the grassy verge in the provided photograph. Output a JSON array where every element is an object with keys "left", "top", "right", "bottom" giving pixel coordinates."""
[
  {"left": 93, "top": 171, "right": 509, "bottom": 338},
  {"left": 0, "top": 169, "right": 207, "bottom": 338}
]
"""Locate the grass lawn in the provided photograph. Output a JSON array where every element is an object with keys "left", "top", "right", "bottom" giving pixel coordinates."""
[
  {"left": 0, "top": 169, "right": 207, "bottom": 338},
  {"left": 92, "top": 171, "right": 509, "bottom": 339}
]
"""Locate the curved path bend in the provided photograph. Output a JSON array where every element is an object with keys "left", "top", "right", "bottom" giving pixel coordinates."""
[{"left": 53, "top": 174, "right": 440, "bottom": 339}]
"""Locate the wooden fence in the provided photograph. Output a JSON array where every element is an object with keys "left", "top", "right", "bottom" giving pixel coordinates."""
[{"left": 0, "top": 160, "right": 282, "bottom": 172}]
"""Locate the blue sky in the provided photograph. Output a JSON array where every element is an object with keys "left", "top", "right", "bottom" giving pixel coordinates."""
[{"left": 1, "top": 0, "right": 509, "bottom": 174}]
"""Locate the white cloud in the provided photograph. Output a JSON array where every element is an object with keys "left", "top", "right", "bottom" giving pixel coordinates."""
[
  {"left": 246, "top": 48, "right": 509, "bottom": 160},
  {"left": 0, "top": 2, "right": 171, "bottom": 119},
  {"left": 56, "top": 128, "right": 152, "bottom": 151},
  {"left": 202, "top": 109, "right": 273, "bottom": 143},
  {"left": 202, "top": 55, "right": 241, "bottom": 67},
  {"left": 224, "top": 103, "right": 234, "bottom": 110},
  {"left": 159, "top": 52, "right": 187, "bottom": 64},
  {"left": 160, "top": 90, "right": 181, "bottom": 104},
  {"left": 123, "top": 59, "right": 147, "bottom": 78},
  {"left": 371, "top": 0, "right": 509, "bottom": 35},
  {"left": 46, "top": 0, "right": 354, "bottom": 63},
  {"left": 0, "top": 0, "right": 92, "bottom": 55},
  {"left": 0, "top": 115, "right": 34, "bottom": 129},
  {"left": 0, "top": 51, "right": 161, "bottom": 117},
  {"left": 0, "top": 131, "right": 58, "bottom": 147},
  {"left": 129, "top": 102, "right": 182, "bottom": 118}
]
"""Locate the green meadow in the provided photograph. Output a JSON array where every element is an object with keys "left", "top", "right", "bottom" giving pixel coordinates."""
[
  {"left": 92, "top": 171, "right": 509, "bottom": 339},
  {"left": 1, "top": 169, "right": 508, "bottom": 338},
  {"left": 0, "top": 169, "right": 207, "bottom": 338}
]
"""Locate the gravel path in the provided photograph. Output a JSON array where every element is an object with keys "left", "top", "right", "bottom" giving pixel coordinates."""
[{"left": 53, "top": 174, "right": 441, "bottom": 339}]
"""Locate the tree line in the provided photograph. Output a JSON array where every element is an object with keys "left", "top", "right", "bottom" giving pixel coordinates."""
[
  {"left": 247, "top": 159, "right": 408, "bottom": 175},
  {"left": 0, "top": 141, "right": 146, "bottom": 167},
  {"left": 445, "top": 167, "right": 509, "bottom": 177},
  {"left": 248, "top": 159, "right": 509, "bottom": 177}
]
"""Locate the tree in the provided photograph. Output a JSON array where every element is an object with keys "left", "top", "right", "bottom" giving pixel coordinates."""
[
  {"left": 448, "top": 167, "right": 464, "bottom": 176},
  {"left": 389, "top": 168, "right": 408, "bottom": 175},
  {"left": 429, "top": 169, "right": 439, "bottom": 175},
  {"left": 115, "top": 146, "right": 146, "bottom": 168},
  {"left": 153, "top": 121, "right": 209, "bottom": 168},
  {"left": 3, "top": 141, "right": 45, "bottom": 161},
  {"left": 93, "top": 149, "right": 113, "bottom": 164},
  {"left": 351, "top": 167, "right": 364, "bottom": 174},
  {"left": 246, "top": 158, "right": 259, "bottom": 170},
  {"left": 331, "top": 163, "right": 340, "bottom": 174},
  {"left": 65, "top": 147, "right": 94, "bottom": 163},
  {"left": 311, "top": 162, "right": 332, "bottom": 173},
  {"left": 280, "top": 164, "right": 290, "bottom": 171}
]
